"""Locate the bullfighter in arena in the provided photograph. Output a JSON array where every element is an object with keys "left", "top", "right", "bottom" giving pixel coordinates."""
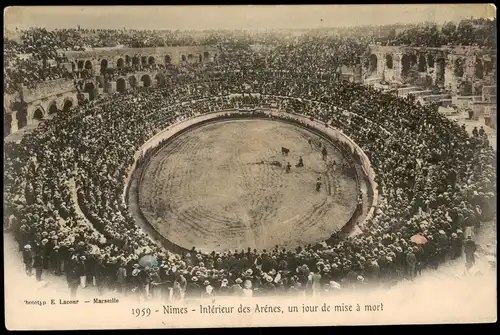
[
  {"left": 316, "top": 177, "right": 322, "bottom": 192},
  {"left": 322, "top": 147, "right": 327, "bottom": 161},
  {"left": 286, "top": 162, "right": 292, "bottom": 173}
]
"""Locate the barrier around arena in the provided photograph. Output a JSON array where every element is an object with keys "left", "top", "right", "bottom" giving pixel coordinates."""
[{"left": 124, "top": 102, "right": 377, "bottom": 252}]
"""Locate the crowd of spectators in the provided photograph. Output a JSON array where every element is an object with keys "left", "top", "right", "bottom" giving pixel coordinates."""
[
  {"left": 4, "top": 26, "right": 496, "bottom": 301},
  {"left": 5, "top": 18, "right": 495, "bottom": 95}
]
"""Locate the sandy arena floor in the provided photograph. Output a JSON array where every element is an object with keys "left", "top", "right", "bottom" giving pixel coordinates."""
[{"left": 138, "top": 119, "right": 358, "bottom": 252}]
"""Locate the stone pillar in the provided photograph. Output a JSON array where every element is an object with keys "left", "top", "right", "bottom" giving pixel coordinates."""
[
  {"left": 93, "top": 63, "right": 100, "bottom": 76},
  {"left": 26, "top": 106, "right": 34, "bottom": 126},
  {"left": 10, "top": 111, "right": 18, "bottom": 134}
]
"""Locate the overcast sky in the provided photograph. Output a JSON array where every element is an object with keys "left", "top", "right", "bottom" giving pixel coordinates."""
[{"left": 4, "top": 5, "right": 496, "bottom": 30}]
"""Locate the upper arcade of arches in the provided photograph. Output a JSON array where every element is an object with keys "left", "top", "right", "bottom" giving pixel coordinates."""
[
  {"left": 364, "top": 44, "right": 497, "bottom": 91},
  {"left": 63, "top": 45, "right": 218, "bottom": 71}
]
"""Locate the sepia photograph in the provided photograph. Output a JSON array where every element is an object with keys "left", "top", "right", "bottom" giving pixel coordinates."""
[{"left": 3, "top": 4, "right": 497, "bottom": 330}]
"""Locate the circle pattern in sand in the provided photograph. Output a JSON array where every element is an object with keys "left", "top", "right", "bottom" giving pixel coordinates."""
[{"left": 138, "top": 119, "right": 359, "bottom": 252}]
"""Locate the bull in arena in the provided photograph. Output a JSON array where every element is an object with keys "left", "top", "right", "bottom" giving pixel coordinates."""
[{"left": 281, "top": 147, "right": 290, "bottom": 156}]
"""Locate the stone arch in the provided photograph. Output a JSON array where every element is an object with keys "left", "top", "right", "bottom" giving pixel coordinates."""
[
  {"left": 129, "top": 76, "right": 137, "bottom": 89},
  {"left": 418, "top": 55, "right": 427, "bottom": 72},
  {"left": 71, "top": 62, "right": 76, "bottom": 73},
  {"left": 78, "top": 60, "right": 84, "bottom": 69},
  {"left": 62, "top": 98, "right": 74, "bottom": 112},
  {"left": 117, "top": 58, "right": 125, "bottom": 69},
  {"left": 48, "top": 101, "right": 59, "bottom": 115},
  {"left": 117, "top": 77, "right": 127, "bottom": 93},
  {"left": 368, "top": 54, "right": 378, "bottom": 74},
  {"left": 100, "top": 59, "right": 108, "bottom": 74},
  {"left": 164, "top": 54, "right": 172, "bottom": 65},
  {"left": 187, "top": 54, "right": 194, "bottom": 62},
  {"left": 84, "top": 60, "right": 93, "bottom": 70},
  {"left": 203, "top": 51, "right": 210, "bottom": 60},
  {"left": 401, "top": 54, "right": 410, "bottom": 77},
  {"left": 141, "top": 74, "right": 151, "bottom": 87},
  {"left": 141, "top": 56, "right": 147, "bottom": 66},
  {"left": 32, "top": 106, "right": 45, "bottom": 121},
  {"left": 475, "top": 59, "right": 484, "bottom": 79},
  {"left": 132, "top": 56, "right": 140, "bottom": 66},
  {"left": 427, "top": 54, "right": 435, "bottom": 68},
  {"left": 385, "top": 54, "right": 393, "bottom": 69},
  {"left": 198, "top": 54, "right": 203, "bottom": 62},
  {"left": 181, "top": 54, "right": 186, "bottom": 62},
  {"left": 148, "top": 56, "right": 155, "bottom": 66},
  {"left": 125, "top": 55, "right": 131, "bottom": 65}
]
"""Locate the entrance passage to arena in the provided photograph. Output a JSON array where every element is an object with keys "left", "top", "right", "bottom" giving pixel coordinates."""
[
  {"left": 63, "top": 99, "right": 73, "bottom": 112},
  {"left": 385, "top": 55, "right": 393, "bottom": 69},
  {"left": 117, "top": 58, "right": 125, "bottom": 69},
  {"left": 48, "top": 103, "right": 58, "bottom": 115},
  {"left": 401, "top": 54, "right": 410, "bottom": 77},
  {"left": 148, "top": 56, "right": 155, "bottom": 66},
  {"left": 117, "top": 78, "right": 127, "bottom": 93},
  {"left": 141, "top": 75, "right": 151, "bottom": 88},
  {"left": 33, "top": 108, "right": 44, "bottom": 121}
]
